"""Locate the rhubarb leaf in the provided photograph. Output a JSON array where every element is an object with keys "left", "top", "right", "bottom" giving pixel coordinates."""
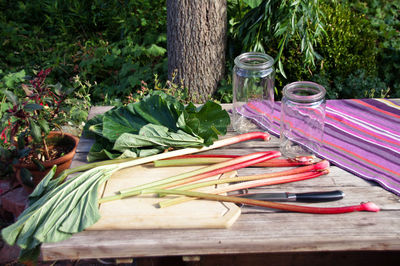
[
  {"left": 130, "top": 91, "right": 182, "bottom": 130},
  {"left": 184, "top": 102, "right": 230, "bottom": 145},
  {"left": 83, "top": 91, "right": 230, "bottom": 162},
  {"left": 113, "top": 124, "right": 203, "bottom": 152},
  {"left": 1, "top": 166, "right": 117, "bottom": 260},
  {"left": 102, "top": 106, "right": 147, "bottom": 141}
]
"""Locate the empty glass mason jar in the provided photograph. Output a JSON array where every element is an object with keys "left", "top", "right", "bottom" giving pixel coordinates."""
[
  {"left": 280, "top": 81, "right": 326, "bottom": 158},
  {"left": 232, "top": 52, "right": 275, "bottom": 133}
]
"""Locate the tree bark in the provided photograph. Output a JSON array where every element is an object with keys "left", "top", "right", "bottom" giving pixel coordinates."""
[{"left": 167, "top": 0, "right": 227, "bottom": 103}]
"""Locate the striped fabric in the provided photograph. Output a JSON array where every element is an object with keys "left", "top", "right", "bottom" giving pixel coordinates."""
[{"left": 239, "top": 98, "right": 400, "bottom": 196}]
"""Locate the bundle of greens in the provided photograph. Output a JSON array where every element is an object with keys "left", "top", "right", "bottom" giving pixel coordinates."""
[{"left": 84, "top": 91, "right": 230, "bottom": 161}]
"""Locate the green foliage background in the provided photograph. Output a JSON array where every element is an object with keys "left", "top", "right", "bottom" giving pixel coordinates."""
[
  {"left": 0, "top": 0, "right": 167, "bottom": 104},
  {"left": 226, "top": 0, "right": 399, "bottom": 100},
  {"left": 0, "top": 0, "right": 399, "bottom": 104}
]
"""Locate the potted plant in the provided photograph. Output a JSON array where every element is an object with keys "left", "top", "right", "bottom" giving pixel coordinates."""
[{"left": 0, "top": 69, "right": 80, "bottom": 192}]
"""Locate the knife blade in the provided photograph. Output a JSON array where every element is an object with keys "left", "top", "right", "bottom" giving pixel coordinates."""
[{"left": 237, "top": 190, "right": 344, "bottom": 203}]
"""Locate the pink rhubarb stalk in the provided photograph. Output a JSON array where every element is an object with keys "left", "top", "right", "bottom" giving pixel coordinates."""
[
  {"left": 158, "top": 165, "right": 329, "bottom": 208},
  {"left": 175, "top": 162, "right": 330, "bottom": 192},
  {"left": 100, "top": 150, "right": 277, "bottom": 203},
  {"left": 162, "top": 151, "right": 281, "bottom": 189},
  {"left": 152, "top": 188, "right": 380, "bottom": 214},
  {"left": 155, "top": 155, "right": 314, "bottom": 167}
]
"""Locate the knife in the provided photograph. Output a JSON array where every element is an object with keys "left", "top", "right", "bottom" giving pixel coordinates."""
[{"left": 237, "top": 190, "right": 344, "bottom": 203}]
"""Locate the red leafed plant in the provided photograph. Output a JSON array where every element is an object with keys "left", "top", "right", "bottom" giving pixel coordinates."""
[{"left": 0, "top": 69, "right": 75, "bottom": 172}]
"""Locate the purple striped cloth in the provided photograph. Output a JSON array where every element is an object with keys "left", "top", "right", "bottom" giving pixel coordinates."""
[{"left": 239, "top": 98, "right": 400, "bottom": 196}]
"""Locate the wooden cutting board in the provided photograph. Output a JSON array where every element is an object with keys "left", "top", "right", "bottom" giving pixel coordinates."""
[{"left": 87, "top": 164, "right": 241, "bottom": 230}]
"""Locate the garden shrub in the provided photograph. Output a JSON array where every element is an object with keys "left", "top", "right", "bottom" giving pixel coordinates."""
[
  {"left": 311, "top": 0, "right": 383, "bottom": 98},
  {"left": 0, "top": 0, "right": 167, "bottom": 104},
  {"left": 221, "top": 0, "right": 397, "bottom": 100},
  {"left": 274, "top": 0, "right": 386, "bottom": 99},
  {"left": 349, "top": 0, "right": 400, "bottom": 97}
]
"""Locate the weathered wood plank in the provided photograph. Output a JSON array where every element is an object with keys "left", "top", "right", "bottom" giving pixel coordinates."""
[{"left": 42, "top": 211, "right": 400, "bottom": 260}]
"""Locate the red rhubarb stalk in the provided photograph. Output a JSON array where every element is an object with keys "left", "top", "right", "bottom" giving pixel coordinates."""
[
  {"left": 213, "top": 169, "right": 329, "bottom": 194},
  {"left": 162, "top": 151, "right": 281, "bottom": 189},
  {"left": 155, "top": 155, "right": 314, "bottom": 167},
  {"left": 158, "top": 160, "right": 330, "bottom": 206},
  {"left": 158, "top": 167, "right": 329, "bottom": 208},
  {"left": 152, "top": 189, "right": 379, "bottom": 214},
  {"left": 100, "top": 150, "right": 277, "bottom": 203},
  {"left": 119, "top": 151, "right": 273, "bottom": 193},
  {"left": 175, "top": 163, "right": 329, "bottom": 192}
]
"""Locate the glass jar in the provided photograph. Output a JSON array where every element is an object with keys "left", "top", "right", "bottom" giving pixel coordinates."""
[
  {"left": 232, "top": 52, "right": 275, "bottom": 133},
  {"left": 280, "top": 81, "right": 326, "bottom": 158}
]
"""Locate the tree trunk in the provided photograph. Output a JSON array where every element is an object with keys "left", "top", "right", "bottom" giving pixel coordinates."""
[{"left": 167, "top": 0, "right": 227, "bottom": 103}]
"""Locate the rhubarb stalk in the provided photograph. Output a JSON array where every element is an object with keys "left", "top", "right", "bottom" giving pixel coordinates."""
[
  {"left": 158, "top": 163, "right": 329, "bottom": 208},
  {"left": 151, "top": 189, "right": 380, "bottom": 214},
  {"left": 158, "top": 158, "right": 326, "bottom": 194},
  {"left": 58, "top": 131, "right": 272, "bottom": 183},
  {"left": 161, "top": 151, "right": 281, "bottom": 189},
  {"left": 154, "top": 155, "right": 314, "bottom": 168},
  {"left": 100, "top": 151, "right": 279, "bottom": 203}
]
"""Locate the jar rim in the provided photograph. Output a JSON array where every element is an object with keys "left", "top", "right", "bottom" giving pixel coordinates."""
[
  {"left": 283, "top": 81, "right": 326, "bottom": 103},
  {"left": 234, "top": 52, "right": 274, "bottom": 70}
]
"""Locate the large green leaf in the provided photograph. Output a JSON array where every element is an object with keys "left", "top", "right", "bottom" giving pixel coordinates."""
[
  {"left": 1, "top": 166, "right": 117, "bottom": 253},
  {"left": 102, "top": 106, "right": 147, "bottom": 141},
  {"left": 130, "top": 92, "right": 183, "bottom": 130},
  {"left": 28, "top": 165, "right": 58, "bottom": 205},
  {"left": 82, "top": 114, "right": 104, "bottom": 138},
  {"left": 84, "top": 91, "right": 229, "bottom": 161},
  {"left": 113, "top": 124, "right": 203, "bottom": 152},
  {"left": 184, "top": 101, "right": 230, "bottom": 145},
  {"left": 87, "top": 137, "right": 121, "bottom": 162}
]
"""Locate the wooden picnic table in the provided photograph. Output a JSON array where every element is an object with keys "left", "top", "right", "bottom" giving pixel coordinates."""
[{"left": 41, "top": 105, "right": 400, "bottom": 264}]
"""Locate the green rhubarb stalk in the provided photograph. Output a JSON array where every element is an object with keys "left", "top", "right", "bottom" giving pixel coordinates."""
[
  {"left": 56, "top": 157, "right": 139, "bottom": 181},
  {"left": 151, "top": 189, "right": 380, "bottom": 214},
  {"left": 99, "top": 151, "right": 278, "bottom": 203}
]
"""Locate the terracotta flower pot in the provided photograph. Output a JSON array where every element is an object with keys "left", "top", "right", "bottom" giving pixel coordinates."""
[{"left": 14, "top": 131, "right": 79, "bottom": 193}]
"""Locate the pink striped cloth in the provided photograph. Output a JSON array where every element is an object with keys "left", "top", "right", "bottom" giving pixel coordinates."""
[{"left": 239, "top": 98, "right": 400, "bottom": 196}]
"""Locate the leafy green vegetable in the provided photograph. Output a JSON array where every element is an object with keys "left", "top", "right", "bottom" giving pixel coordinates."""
[{"left": 84, "top": 91, "right": 230, "bottom": 161}]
